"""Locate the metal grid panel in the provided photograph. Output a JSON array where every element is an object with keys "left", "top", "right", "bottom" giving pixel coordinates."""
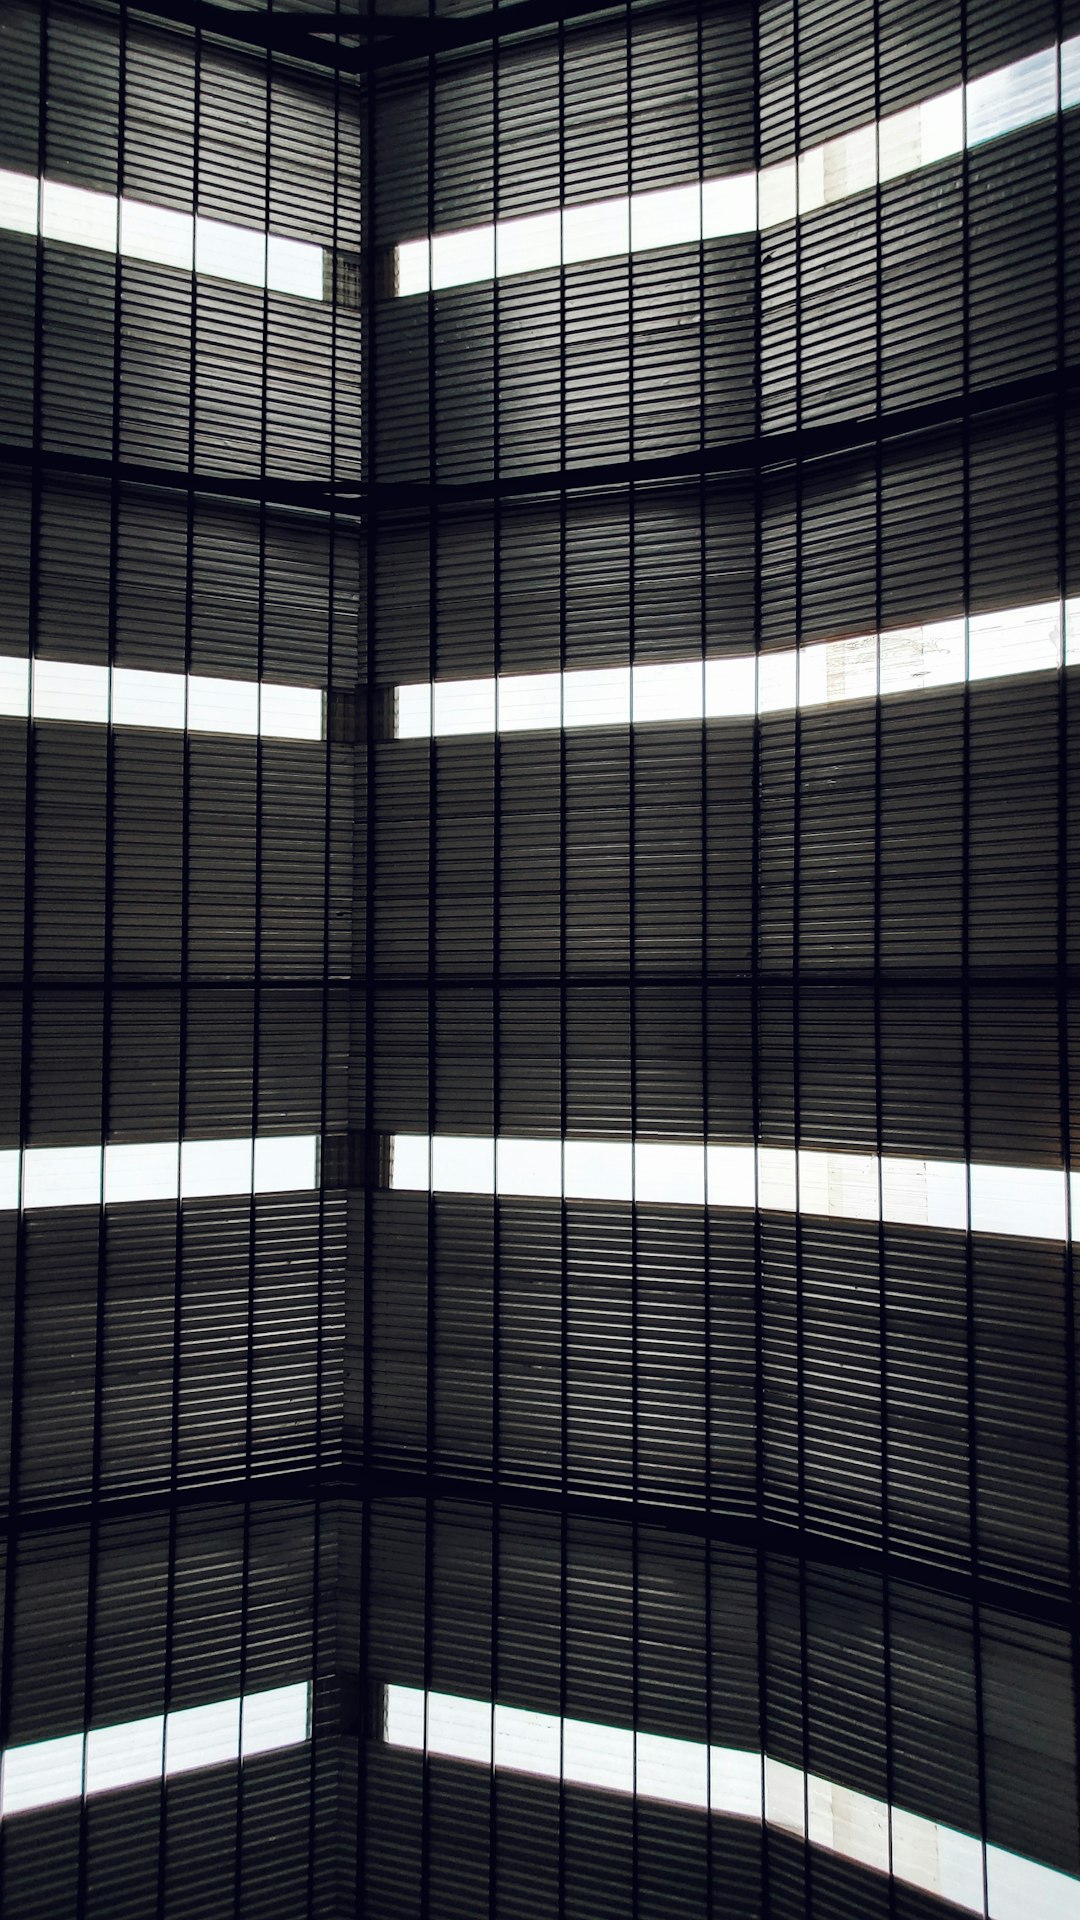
[
  {"left": 0, "top": 0, "right": 359, "bottom": 1912},
  {"left": 354, "top": 0, "right": 1080, "bottom": 1913}
]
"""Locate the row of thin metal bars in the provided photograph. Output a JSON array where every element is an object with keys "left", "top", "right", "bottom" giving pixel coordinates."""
[
  {"left": 355, "top": 0, "right": 1079, "bottom": 1914},
  {"left": 0, "top": 0, "right": 359, "bottom": 1912}
]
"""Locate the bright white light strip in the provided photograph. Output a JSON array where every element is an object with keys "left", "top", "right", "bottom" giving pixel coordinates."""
[
  {"left": 396, "top": 36, "right": 1080, "bottom": 293},
  {"left": 0, "top": 173, "right": 324, "bottom": 300},
  {"left": 395, "top": 597, "right": 1080, "bottom": 739},
  {"left": 0, "top": 1681, "right": 310, "bottom": 1817},
  {"left": 383, "top": 1685, "right": 1080, "bottom": 1920},
  {"left": 0, "top": 656, "right": 324, "bottom": 741},
  {"left": 389, "top": 1134, "right": 1078, "bottom": 1244},
  {"left": 0, "top": 1134, "right": 319, "bottom": 1212}
]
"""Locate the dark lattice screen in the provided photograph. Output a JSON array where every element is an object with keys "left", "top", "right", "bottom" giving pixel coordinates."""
[
  {"left": 0, "top": 1, "right": 359, "bottom": 1912},
  {"left": 349, "top": 0, "right": 1080, "bottom": 1916},
  {"left": 2, "top": 0, "right": 1079, "bottom": 1916}
]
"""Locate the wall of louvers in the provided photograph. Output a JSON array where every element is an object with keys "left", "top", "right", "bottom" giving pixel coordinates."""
[
  {"left": 0, "top": 1, "right": 360, "bottom": 1912},
  {"left": 350, "top": 0, "right": 1080, "bottom": 1913}
]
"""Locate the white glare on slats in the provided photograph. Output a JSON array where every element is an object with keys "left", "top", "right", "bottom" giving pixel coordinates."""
[
  {"left": 395, "top": 596, "right": 1077, "bottom": 739},
  {"left": 0, "top": 172, "right": 323, "bottom": 300},
  {"left": 0, "top": 1682, "right": 309, "bottom": 1817},
  {"left": 394, "top": 33, "right": 1080, "bottom": 293},
  {"left": 41, "top": 179, "right": 118, "bottom": 249},
  {"left": 0, "top": 168, "right": 38, "bottom": 235},
  {"left": 0, "top": 656, "right": 323, "bottom": 740},
  {"left": 389, "top": 1134, "right": 1079, "bottom": 1244},
  {"left": 0, "top": 1134, "right": 319, "bottom": 1212},
  {"left": 384, "top": 1685, "right": 1080, "bottom": 1920},
  {"left": 121, "top": 197, "right": 194, "bottom": 270},
  {"left": 965, "top": 46, "right": 1058, "bottom": 145}
]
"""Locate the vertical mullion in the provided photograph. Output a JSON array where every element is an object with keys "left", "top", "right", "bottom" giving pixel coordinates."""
[
  {"left": 489, "top": 9, "right": 503, "bottom": 1911},
  {"left": 0, "top": 0, "right": 49, "bottom": 1904},
  {"left": 419, "top": 0, "right": 439, "bottom": 1910},
  {"left": 958, "top": 5, "right": 991, "bottom": 1908},
  {"left": 749, "top": 3, "right": 769, "bottom": 1907},
  {"left": 232, "top": 13, "right": 276, "bottom": 1910},
  {"left": 1053, "top": 1, "right": 1080, "bottom": 1886},
  {"left": 695, "top": 0, "right": 714, "bottom": 1903},
  {"left": 75, "top": 4, "right": 128, "bottom": 1913},
  {"left": 307, "top": 2, "right": 346, "bottom": 1909},
  {"left": 625, "top": 0, "right": 640, "bottom": 1903},
  {"left": 357, "top": 0, "right": 381, "bottom": 1902},
  {"left": 156, "top": 15, "right": 203, "bottom": 1911},
  {"left": 556, "top": 15, "right": 569, "bottom": 1913},
  {"left": 790, "top": 0, "right": 813, "bottom": 1901},
  {"left": 871, "top": 3, "right": 898, "bottom": 1912}
]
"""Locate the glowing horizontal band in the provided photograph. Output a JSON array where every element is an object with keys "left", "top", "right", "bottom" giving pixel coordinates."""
[
  {"left": 0, "top": 172, "right": 324, "bottom": 300},
  {"left": 0, "top": 1134, "right": 319, "bottom": 1212},
  {"left": 396, "top": 37, "right": 1080, "bottom": 294},
  {"left": 0, "top": 656, "right": 324, "bottom": 740},
  {"left": 389, "top": 1134, "right": 1077, "bottom": 1243},
  {"left": 1, "top": 1682, "right": 310, "bottom": 1817},
  {"left": 395, "top": 597, "right": 1079, "bottom": 739},
  {"left": 384, "top": 1685, "right": 1080, "bottom": 1920}
]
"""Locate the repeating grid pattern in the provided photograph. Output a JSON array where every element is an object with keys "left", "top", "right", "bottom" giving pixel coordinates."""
[
  {"left": 3, "top": 0, "right": 1080, "bottom": 1915},
  {"left": 391, "top": 32, "right": 1080, "bottom": 294},
  {"left": 0, "top": 1, "right": 359, "bottom": 1914},
  {"left": 353, "top": 0, "right": 1080, "bottom": 1915},
  {"left": 383, "top": 1682, "right": 1080, "bottom": 1919}
]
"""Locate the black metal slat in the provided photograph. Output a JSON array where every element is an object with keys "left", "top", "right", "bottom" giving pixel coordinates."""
[
  {"left": 958, "top": 11, "right": 992, "bottom": 1910},
  {"left": 489, "top": 10, "right": 504, "bottom": 1909},
  {"left": 363, "top": 3, "right": 1080, "bottom": 1904},
  {"left": 0, "top": 1, "right": 49, "bottom": 1906},
  {"left": 3, "top": 0, "right": 1080, "bottom": 1911},
  {"left": 0, "top": 0, "right": 353, "bottom": 1889},
  {"left": 871, "top": 8, "right": 900, "bottom": 1906},
  {"left": 419, "top": 0, "right": 439, "bottom": 1912},
  {"left": 73, "top": 5, "right": 126, "bottom": 1910},
  {"left": 154, "top": 8, "right": 203, "bottom": 1902},
  {"left": 1056, "top": 0, "right": 1080, "bottom": 1887}
]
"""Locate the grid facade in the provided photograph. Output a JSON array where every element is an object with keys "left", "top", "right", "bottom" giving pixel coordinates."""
[{"left": 1, "top": 0, "right": 1079, "bottom": 1916}]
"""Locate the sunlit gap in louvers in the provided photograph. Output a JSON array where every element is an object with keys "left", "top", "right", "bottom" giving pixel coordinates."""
[
  {"left": 0, "top": 1683, "right": 310, "bottom": 1818},
  {"left": 395, "top": 596, "right": 1080, "bottom": 740},
  {"left": 0, "top": 171, "right": 324, "bottom": 300},
  {"left": 395, "top": 37, "right": 1080, "bottom": 295},
  {"left": 389, "top": 1135, "right": 1080, "bottom": 1244},
  {"left": 0, "top": 1135, "right": 319, "bottom": 1211},
  {"left": 0, "top": 657, "right": 324, "bottom": 741},
  {"left": 383, "top": 1685, "right": 1080, "bottom": 1920}
]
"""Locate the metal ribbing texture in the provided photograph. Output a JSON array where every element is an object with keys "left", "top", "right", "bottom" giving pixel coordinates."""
[
  {"left": 360, "top": 0, "right": 1080, "bottom": 1915},
  {"left": 0, "top": 1, "right": 360, "bottom": 1914}
]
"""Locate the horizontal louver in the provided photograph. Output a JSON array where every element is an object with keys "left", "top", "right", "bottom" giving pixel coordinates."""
[
  {"left": 353, "top": 0, "right": 1080, "bottom": 1911},
  {"left": 0, "top": 0, "right": 357, "bottom": 1912}
]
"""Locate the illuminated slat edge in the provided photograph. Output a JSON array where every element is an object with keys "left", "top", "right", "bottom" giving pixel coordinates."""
[
  {"left": 396, "top": 36, "right": 1080, "bottom": 294},
  {"left": 389, "top": 1135, "right": 1078, "bottom": 1244},
  {"left": 0, "top": 1682, "right": 311, "bottom": 1817},
  {"left": 383, "top": 1685, "right": 1080, "bottom": 1920},
  {"left": 0, "top": 657, "right": 324, "bottom": 742},
  {"left": 0, "top": 1134, "right": 320, "bottom": 1212},
  {"left": 0, "top": 172, "right": 324, "bottom": 300},
  {"left": 395, "top": 596, "right": 1079, "bottom": 739}
]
